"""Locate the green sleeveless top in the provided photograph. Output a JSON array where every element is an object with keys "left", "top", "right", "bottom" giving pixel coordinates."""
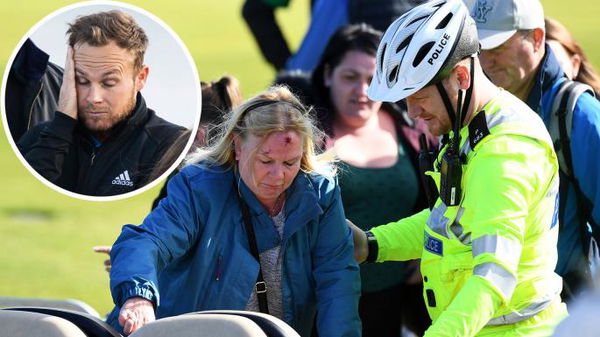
[{"left": 338, "top": 141, "right": 419, "bottom": 292}]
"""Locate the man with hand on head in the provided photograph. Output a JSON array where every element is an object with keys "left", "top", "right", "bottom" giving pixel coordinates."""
[
  {"left": 467, "top": 0, "right": 600, "bottom": 301},
  {"left": 18, "top": 10, "right": 186, "bottom": 196},
  {"left": 353, "top": 0, "right": 567, "bottom": 335}
]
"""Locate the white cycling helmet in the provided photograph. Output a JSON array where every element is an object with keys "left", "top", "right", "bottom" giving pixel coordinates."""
[{"left": 368, "top": 0, "right": 479, "bottom": 102}]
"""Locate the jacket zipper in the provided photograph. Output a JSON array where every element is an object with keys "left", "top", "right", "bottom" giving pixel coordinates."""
[
  {"left": 90, "top": 149, "right": 96, "bottom": 166},
  {"left": 80, "top": 145, "right": 99, "bottom": 194},
  {"left": 215, "top": 255, "right": 222, "bottom": 281},
  {"left": 280, "top": 238, "right": 291, "bottom": 322}
]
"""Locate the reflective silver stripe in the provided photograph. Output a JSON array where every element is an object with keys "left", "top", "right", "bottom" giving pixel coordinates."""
[
  {"left": 486, "top": 99, "right": 554, "bottom": 144},
  {"left": 473, "top": 262, "right": 517, "bottom": 299},
  {"left": 455, "top": 206, "right": 465, "bottom": 223},
  {"left": 486, "top": 297, "right": 554, "bottom": 326},
  {"left": 460, "top": 137, "right": 472, "bottom": 157},
  {"left": 427, "top": 203, "right": 450, "bottom": 238},
  {"left": 458, "top": 107, "right": 511, "bottom": 158},
  {"left": 472, "top": 235, "right": 522, "bottom": 267},
  {"left": 449, "top": 207, "right": 472, "bottom": 245},
  {"left": 487, "top": 279, "right": 562, "bottom": 326},
  {"left": 546, "top": 178, "right": 559, "bottom": 198},
  {"left": 461, "top": 95, "right": 550, "bottom": 158},
  {"left": 485, "top": 104, "right": 522, "bottom": 130}
]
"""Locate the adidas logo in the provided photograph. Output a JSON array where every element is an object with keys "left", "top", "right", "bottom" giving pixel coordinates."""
[{"left": 112, "top": 170, "right": 134, "bottom": 187}]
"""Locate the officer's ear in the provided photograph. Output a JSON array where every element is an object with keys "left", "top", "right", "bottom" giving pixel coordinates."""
[
  {"left": 452, "top": 61, "right": 471, "bottom": 91},
  {"left": 134, "top": 65, "right": 149, "bottom": 92}
]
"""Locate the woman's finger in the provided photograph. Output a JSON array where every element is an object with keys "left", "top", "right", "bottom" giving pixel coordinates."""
[{"left": 93, "top": 246, "right": 112, "bottom": 254}]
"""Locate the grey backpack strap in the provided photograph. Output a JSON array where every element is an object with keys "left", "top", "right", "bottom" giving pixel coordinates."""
[{"left": 549, "top": 80, "right": 594, "bottom": 178}]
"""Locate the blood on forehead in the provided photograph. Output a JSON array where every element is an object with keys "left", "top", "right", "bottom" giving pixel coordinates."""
[
  {"left": 273, "top": 131, "right": 300, "bottom": 145},
  {"left": 259, "top": 131, "right": 302, "bottom": 154}
]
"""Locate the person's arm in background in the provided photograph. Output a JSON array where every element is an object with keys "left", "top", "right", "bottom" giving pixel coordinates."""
[
  {"left": 6, "top": 38, "right": 62, "bottom": 141},
  {"left": 312, "top": 181, "right": 361, "bottom": 337},
  {"left": 93, "top": 246, "right": 112, "bottom": 273},
  {"left": 18, "top": 47, "right": 78, "bottom": 183},
  {"left": 110, "top": 170, "right": 204, "bottom": 335},
  {"left": 285, "top": 0, "right": 348, "bottom": 72},
  {"left": 242, "top": 0, "right": 291, "bottom": 70}
]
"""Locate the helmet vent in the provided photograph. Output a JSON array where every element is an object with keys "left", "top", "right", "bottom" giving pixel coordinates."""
[
  {"left": 396, "top": 33, "right": 414, "bottom": 53},
  {"left": 408, "top": 14, "right": 428, "bottom": 26},
  {"left": 413, "top": 41, "right": 435, "bottom": 67},
  {"left": 388, "top": 65, "right": 399, "bottom": 82},
  {"left": 379, "top": 43, "right": 387, "bottom": 73},
  {"left": 436, "top": 13, "right": 453, "bottom": 29}
]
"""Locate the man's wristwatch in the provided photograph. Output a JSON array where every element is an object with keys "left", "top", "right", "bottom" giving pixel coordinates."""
[{"left": 365, "top": 230, "right": 379, "bottom": 263}]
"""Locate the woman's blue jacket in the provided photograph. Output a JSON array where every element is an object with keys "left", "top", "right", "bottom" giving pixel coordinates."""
[{"left": 107, "top": 164, "right": 361, "bottom": 337}]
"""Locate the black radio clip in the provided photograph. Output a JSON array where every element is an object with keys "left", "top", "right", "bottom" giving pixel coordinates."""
[{"left": 439, "top": 89, "right": 465, "bottom": 206}]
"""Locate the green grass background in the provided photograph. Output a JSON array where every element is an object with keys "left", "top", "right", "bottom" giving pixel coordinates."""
[{"left": 0, "top": 0, "right": 598, "bottom": 316}]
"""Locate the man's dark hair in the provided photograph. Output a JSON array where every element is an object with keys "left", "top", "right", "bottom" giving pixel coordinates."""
[{"left": 67, "top": 10, "right": 148, "bottom": 71}]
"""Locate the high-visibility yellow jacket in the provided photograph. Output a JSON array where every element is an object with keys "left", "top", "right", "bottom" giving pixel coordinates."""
[{"left": 371, "top": 90, "right": 565, "bottom": 336}]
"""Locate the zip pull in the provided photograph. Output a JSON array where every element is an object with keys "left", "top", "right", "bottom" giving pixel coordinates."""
[{"left": 90, "top": 151, "right": 96, "bottom": 166}]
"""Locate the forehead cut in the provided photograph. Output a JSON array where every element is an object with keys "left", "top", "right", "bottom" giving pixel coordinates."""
[{"left": 250, "top": 131, "right": 303, "bottom": 156}]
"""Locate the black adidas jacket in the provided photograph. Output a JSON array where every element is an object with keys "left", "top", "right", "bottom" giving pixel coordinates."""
[{"left": 18, "top": 93, "right": 187, "bottom": 196}]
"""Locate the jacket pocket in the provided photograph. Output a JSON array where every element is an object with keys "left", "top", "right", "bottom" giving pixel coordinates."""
[{"left": 421, "top": 248, "right": 473, "bottom": 321}]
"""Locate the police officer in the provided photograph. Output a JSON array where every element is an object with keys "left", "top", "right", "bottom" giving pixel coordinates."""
[{"left": 352, "top": 0, "right": 567, "bottom": 335}]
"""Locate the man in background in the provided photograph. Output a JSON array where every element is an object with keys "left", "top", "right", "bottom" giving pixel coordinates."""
[
  {"left": 18, "top": 10, "right": 186, "bottom": 196},
  {"left": 468, "top": 0, "right": 600, "bottom": 301}
]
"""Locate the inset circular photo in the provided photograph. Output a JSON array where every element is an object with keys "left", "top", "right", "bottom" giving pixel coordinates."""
[{"left": 1, "top": 1, "right": 201, "bottom": 200}]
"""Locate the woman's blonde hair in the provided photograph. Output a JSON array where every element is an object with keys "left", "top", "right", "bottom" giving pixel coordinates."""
[{"left": 186, "top": 85, "right": 333, "bottom": 176}]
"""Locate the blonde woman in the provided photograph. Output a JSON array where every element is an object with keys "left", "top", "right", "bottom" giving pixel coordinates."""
[{"left": 107, "top": 85, "right": 360, "bottom": 337}]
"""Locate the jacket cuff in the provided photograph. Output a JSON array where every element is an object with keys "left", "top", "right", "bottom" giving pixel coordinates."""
[
  {"left": 114, "top": 282, "right": 158, "bottom": 308},
  {"left": 365, "top": 230, "right": 379, "bottom": 263},
  {"left": 369, "top": 227, "right": 385, "bottom": 262},
  {"left": 43, "top": 111, "right": 77, "bottom": 142}
]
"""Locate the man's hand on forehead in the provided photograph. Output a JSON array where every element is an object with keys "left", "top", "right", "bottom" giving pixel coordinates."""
[{"left": 57, "top": 46, "right": 78, "bottom": 120}]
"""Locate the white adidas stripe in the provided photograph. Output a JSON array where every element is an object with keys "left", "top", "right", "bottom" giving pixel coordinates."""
[{"left": 112, "top": 170, "right": 134, "bottom": 186}]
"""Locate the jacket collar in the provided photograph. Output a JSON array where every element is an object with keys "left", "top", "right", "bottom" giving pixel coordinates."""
[
  {"left": 525, "top": 44, "right": 566, "bottom": 116},
  {"left": 236, "top": 169, "right": 324, "bottom": 242},
  {"left": 80, "top": 92, "right": 149, "bottom": 145}
]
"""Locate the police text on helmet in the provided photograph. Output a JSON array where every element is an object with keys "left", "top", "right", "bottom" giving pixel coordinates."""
[{"left": 428, "top": 33, "right": 451, "bottom": 65}]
